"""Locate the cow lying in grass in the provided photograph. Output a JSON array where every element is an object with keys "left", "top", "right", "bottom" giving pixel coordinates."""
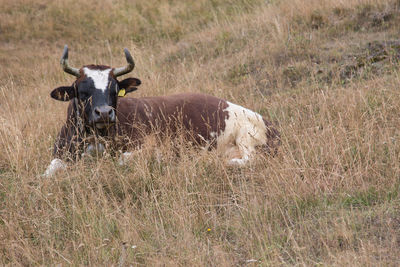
[{"left": 44, "top": 45, "right": 280, "bottom": 176}]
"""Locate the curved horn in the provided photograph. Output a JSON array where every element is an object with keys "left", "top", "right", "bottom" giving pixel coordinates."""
[
  {"left": 113, "top": 48, "right": 135, "bottom": 77},
  {"left": 60, "top": 45, "right": 80, "bottom": 77}
]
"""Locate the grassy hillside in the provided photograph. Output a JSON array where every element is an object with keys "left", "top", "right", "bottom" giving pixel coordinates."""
[{"left": 1, "top": 0, "right": 400, "bottom": 265}]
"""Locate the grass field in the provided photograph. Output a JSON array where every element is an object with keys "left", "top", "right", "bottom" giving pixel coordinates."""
[{"left": 1, "top": 0, "right": 400, "bottom": 265}]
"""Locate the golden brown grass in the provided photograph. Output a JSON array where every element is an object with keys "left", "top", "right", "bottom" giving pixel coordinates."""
[{"left": 1, "top": 0, "right": 400, "bottom": 265}]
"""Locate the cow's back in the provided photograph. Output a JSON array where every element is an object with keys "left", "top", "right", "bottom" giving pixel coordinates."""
[{"left": 116, "top": 93, "right": 229, "bottom": 146}]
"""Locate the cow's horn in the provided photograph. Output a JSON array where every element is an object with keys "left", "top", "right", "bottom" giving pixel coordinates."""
[
  {"left": 113, "top": 48, "right": 135, "bottom": 77},
  {"left": 60, "top": 45, "right": 80, "bottom": 77}
]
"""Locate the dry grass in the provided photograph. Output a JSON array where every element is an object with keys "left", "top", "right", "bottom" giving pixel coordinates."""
[{"left": 1, "top": 0, "right": 400, "bottom": 265}]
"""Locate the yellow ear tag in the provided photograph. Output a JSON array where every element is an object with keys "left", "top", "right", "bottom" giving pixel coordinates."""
[{"left": 118, "top": 89, "right": 126, "bottom": 97}]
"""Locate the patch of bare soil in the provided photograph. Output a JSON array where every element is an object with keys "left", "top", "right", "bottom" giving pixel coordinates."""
[{"left": 339, "top": 40, "right": 400, "bottom": 79}]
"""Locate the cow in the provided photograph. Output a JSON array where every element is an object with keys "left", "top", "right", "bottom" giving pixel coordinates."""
[{"left": 44, "top": 45, "right": 280, "bottom": 176}]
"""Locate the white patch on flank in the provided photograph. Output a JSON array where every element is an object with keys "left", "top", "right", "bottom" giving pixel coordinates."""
[
  {"left": 44, "top": 158, "right": 66, "bottom": 177},
  {"left": 83, "top": 67, "right": 112, "bottom": 93},
  {"left": 216, "top": 101, "right": 268, "bottom": 165}
]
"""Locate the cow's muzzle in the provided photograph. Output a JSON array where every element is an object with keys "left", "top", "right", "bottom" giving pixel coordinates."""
[{"left": 92, "top": 105, "right": 115, "bottom": 128}]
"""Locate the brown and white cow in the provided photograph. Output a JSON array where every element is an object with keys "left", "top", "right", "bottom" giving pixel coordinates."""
[{"left": 44, "top": 45, "right": 280, "bottom": 176}]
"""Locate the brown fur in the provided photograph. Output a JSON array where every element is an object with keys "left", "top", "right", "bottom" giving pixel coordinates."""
[
  {"left": 53, "top": 93, "right": 229, "bottom": 159},
  {"left": 53, "top": 92, "right": 281, "bottom": 161},
  {"left": 116, "top": 93, "right": 229, "bottom": 147}
]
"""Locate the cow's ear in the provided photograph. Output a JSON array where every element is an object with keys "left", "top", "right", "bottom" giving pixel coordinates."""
[
  {"left": 118, "top": 78, "right": 141, "bottom": 95},
  {"left": 50, "top": 86, "right": 75, "bottom": 101}
]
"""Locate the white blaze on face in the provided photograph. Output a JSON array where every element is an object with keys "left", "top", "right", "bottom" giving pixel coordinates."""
[
  {"left": 216, "top": 101, "right": 268, "bottom": 164},
  {"left": 83, "top": 67, "right": 112, "bottom": 93}
]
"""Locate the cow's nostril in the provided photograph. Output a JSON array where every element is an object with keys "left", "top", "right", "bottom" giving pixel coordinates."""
[{"left": 93, "top": 106, "right": 114, "bottom": 122}]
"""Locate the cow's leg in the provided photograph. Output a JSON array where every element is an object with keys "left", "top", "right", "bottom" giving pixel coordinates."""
[
  {"left": 228, "top": 145, "right": 253, "bottom": 165},
  {"left": 227, "top": 128, "right": 261, "bottom": 165},
  {"left": 44, "top": 123, "right": 75, "bottom": 177},
  {"left": 44, "top": 158, "right": 67, "bottom": 177}
]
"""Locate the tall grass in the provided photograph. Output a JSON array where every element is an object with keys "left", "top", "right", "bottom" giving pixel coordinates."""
[{"left": 1, "top": 0, "right": 400, "bottom": 265}]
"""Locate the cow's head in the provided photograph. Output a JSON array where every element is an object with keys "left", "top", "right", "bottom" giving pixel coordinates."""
[{"left": 51, "top": 45, "right": 141, "bottom": 130}]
